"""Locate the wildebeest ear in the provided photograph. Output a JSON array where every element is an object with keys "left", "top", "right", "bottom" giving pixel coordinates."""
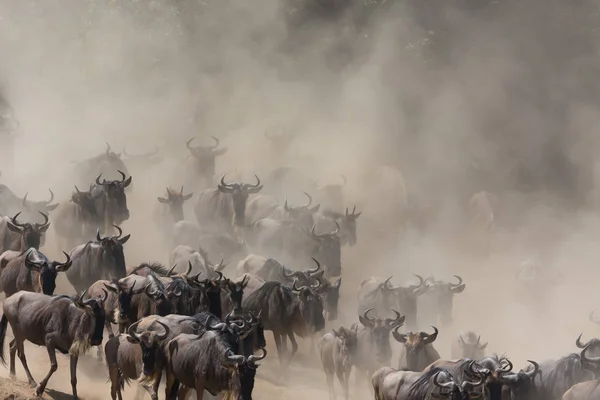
[
  {"left": 333, "top": 277, "right": 341, "bottom": 289},
  {"left": 157, "top": 197, "right": 169, "bottom": 204},
  {"left": 103, "top": 283, "right": 119, "bottom": 293},
  {"left": 45, "top": 203, "right": 59, "bottom": 211},
  {"left": 122, "top": 176, "right": 132, "bottom": 188},
  {"left": 332, "top": 329, "right": 341, "bottom": 337},
  {"left": 182, "top": 193, "right": 193, "bottom": 201},
  {"left": 39, "top": 224, "right": 51, "bottom": 233},
  {"left": 451, "top": 284, "right": 466, "bottom": 294},
  {"left": 118, "top": 234, "right": 131, "bottom": 244},
  {"left": 480, "top": 342, "right": 488, "bottom": 350},
  {"left": 6, "top": 221, "right": 22, "bottom": 233},
  {"left": 213, "top": 147, "right": 228, "bottom": 156},
  {"left": 309, "top": 204, "right": 320, "bottom": 213}
]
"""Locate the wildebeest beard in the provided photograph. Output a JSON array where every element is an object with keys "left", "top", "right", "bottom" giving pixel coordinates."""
[
  {"left": 298, "top": 288, "right": 325, "bottom": 332},
  {"left": 103, "top": 243, "right": 127, "bottom": 281}
]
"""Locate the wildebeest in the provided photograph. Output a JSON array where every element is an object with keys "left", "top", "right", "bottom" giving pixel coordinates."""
[
  {"left": 92, "top": 170, "right": 132, "bottom": 234},
  {"left": 73, "top": 142, "right": 130, "bottom": 188},
  {"left": 0, "top": 249, "right": 71, "bottom": 297},
  {"left": 318, "top": 326, "right": 358, "bottom": 400},
  {"left": 0, "top": 184, "right": 58, "bottom": 224},
  {"left": 264, "top": 128, "right": 297, "bottom": 164},
  {"left": 246, "top": 191, "right": 320, "bottom": 228},
  {"left": 243, "top": 279, "right": 325, "bottom": 364},
  {"left": 104, "top": 320, "right": 171, "bottom": 400},
  {"left": 450, "top": 331, "right": 488, "bottom": 360},
  {"left": 562, "top": 377, "right": 600, "bottom": 400},
  {"left": 393, "top": 326, "right": 441, "bottom": 371},
  {"left": 351, "top": 309, "right": 405, "bottom": 390},
  {"left": 164, "top": 331, "right": 266, "bottom": 399},
  {"left": 494, "top": 359, "right": 540, "bottom": 400},
  {"left": 422, "top": 358, "right": 492, "bottom": 398},
  {"left": 420, "top": 275, "right": 466, "bottom": 326},
  {"left": 357, "top": 275, "right": 427, "bottom": 331},
  {"left": 53, "top": 185, "right": 104, "bottom": 250},
  {"left": 235, "top": 254, "right": 323, "bottom": 286},
  {"left": 372, "top": 365, "right": 486, "bottom": 400},
  {"left": 0, "top": 211, "right": 50, "bottom": 255},
  {"left": 0, "top": 289, "right": 107, "bottom": 399},
  {"left": 194, "top": 175, "right": 263, "bottom": 237},
  {"left": 123, "top": 145, "right": 162, "bottom": 169},
  {"left": 315, "top": 205, "right": 361, "bottom": 247},
  {"left": 185, "top": 136, "right": 228, "bottom": 188},
  {"left": 66, "top": 226, "right": 130, "bottom": 293},
  {"left": 314, "top": 175, "right": 347, "bottom": 211},
  {"left": 155, "top": 186, "right": 193, "bottom": 237},
  {"left": 170, "top": 244, "right": 226, "bottom": 278}
]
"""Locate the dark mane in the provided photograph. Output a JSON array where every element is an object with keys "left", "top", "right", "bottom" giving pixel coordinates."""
[
  {"left": 407, "top": 367, "right": 449, "bottom": 399},
  {"left": 129, "top": 262, "right": 171, "bottom": 277},
  {"left": 542, "top": 353, "right": 592, "bottom": 397}
]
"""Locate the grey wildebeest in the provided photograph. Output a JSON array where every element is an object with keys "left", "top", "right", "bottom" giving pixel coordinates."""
[
  {"left": 563, "top": 377, "right": 600, "bottom": 400},
  {"left": 491, "top": 359, "right": 540, "bottom": 400},
  {"left": 155, "top": 186, "right": 193, "bottom": 239},
  {"left": 164, "top": 330, "right": 267, "bottom": 400},
  {"left": 243, "top": 279, "right": 325, "bottom": 364},
  {"left": 73, "top": 142, "right": 130, "bottom": 188},
  {"left": 315, "top": 205, "right": 361, "bottom": 247},
  {"left": 170, "top": 244, "right": 226, "bottom": 278},
  {"left": 314, "top": 175, "right": 347, "bottom": 212},
  {"left": 246, "top": 191, "right": 320, "bottom": 228},
  {"left": 53, "top": 185, "right": 104, "bottom": 251},
  {"left": 450, "top": 331, "right": 488, "bottom": 360},
  {"left": 371, "top": 364, "right": 486, "bottom": 400},
  {"left": 421, "top": 358, "right": 492, "bottom": 399},
  {"left": 0, "top": 184, "right": 58, "bottom": 224},
  {"left": 194, "top": 175, "right": 263, "bottom": 237},
  {"left": 104, "top": 320, "right": 171, "bottom": 400},
  {"left": 357, "top": 275, "right": 427, "bottom": 331},
  {"left": 92, "top": 170, "right": 132, "bottom": 235},
  {"left": 0, "top": 211, "right": 50, "bottom": 255},
  {"left": 185, "top": 136, "right": 228, "bottom": 189},
  {"left": 318, "top": 326, "right": 358, "bottom": 400},
  {"left": 351, "top": 309, "right": 405, "bottom": 391},
  {"left": 264, "top": 128, "right": 297, "bottom": 165},
  {"left": 393, "top": 326, "right": 441, "bottom": 371},
  {"left": 0, "top": 249, "right": 72, "bottom": 297},
  {"left": 0, "top": 288, "right": 108, "bottom": 399},
  {"left": 420, "top": 275, "right": 466, "bottom": 326},
  {"left": 123, "top": 146, "right": 162, "bottom": 170},
  {"left": 66, "top": 226, "right": 130, "bottom": 293}
]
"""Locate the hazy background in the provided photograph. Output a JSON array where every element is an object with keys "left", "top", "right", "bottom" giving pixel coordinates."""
[{"left": 1, "top": 0, "right": 600, "bottom": 398}]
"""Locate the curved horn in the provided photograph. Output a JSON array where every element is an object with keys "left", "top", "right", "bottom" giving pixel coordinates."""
[
  {"left": 308, "top": 258, "right": 321, "bottom": 275},
  {"left": 117, "top": 170, "right": 126, "bottom": 183},
  {"left": 499, "top": 359, "right": 513, "bottom": 373},
  {"left": 96, "top": 229, "right": 102, "bottom": 242},
  {"left": 74, "top": 185, "right": 81, "bottom": 194},
  {"left": 424, "top": 326, "right": 439, "bottom": 344},
  {"left": 185, "top": 261, "right": 193, "bottom": 276},
  {"left": 144, "top": 281, "right": 158, "bottom": 297},
  {"left": 248, "top": 348, "right": 267, "bottom": 363},
  {"left": 249, "top": 174, "right": 261, "bottom": 188},
  {"left": 10, "top": 212, "right": 26, "bottom": 228},
  {"left": 331, "top": 221, "right": 340, "bottom": 236},
  {"left": 77, "top": 288, "right": 89, "bottom": 307},
  {"left": 127, "top": 320, "right": 143, "bottom": 342},
  {"left": 210, "top": 136, "right": 220, "bottom": 149},
  {"left": 36, "top": 211, "right": 50, "bottom": 229},
  {"left": 386, "top": 309, "right": 405, "bottom": 328},
  {"left": 577, "top": 333, "right": 591, "bottom": 349},
  {"left": 220, "top": 174, "right": 233, "bottom": 187},
  {"left": 408, "top": 274, "right": 424, "bottom": 292},
  {"left": 292, "top": 280, "right": 304, "bottom": 292},
  {"left": 186, "top": 137, "right": 196, "bottom": 151},
  {"left": 98, "top": 288, "right": 108, "bottom": 303},
  {"left": 225, "top": 350, "right": 246, "bottom": 365},
  {"left": 21, "top": 193, "right": 27, "bottom": 206},
  {"left": 363, "top": 308, "right": 376, "bottom": 323},
  {"left": 581, "top": 344, "right": 600, "bottom": 365},
  {"left": 214, "top": 270, "right": 223, "bottom": 282},
  {"left": 95, "top": 173, "right": 104, "bottom": 186},
  {"left": 209, "top": 320, "right": 226, "bottom": 331},
  {"left": 311, "top": 277, "right": 322, "bottom": 290},
  {"left": 524, "top": 360, "right": 540, "bottom": 379},
  {"left": 166, "top": 264, "right": 177, "bottom": 276},
  {"left": 452, "top": 275, "right": 463, "bottom": 287},
  {"left": 46, "top": 189, "right": 54, "bottom": 204},
  {"left": 303, "top": 192, "right": 312, "bottom": 207},
  {"left": 282, "top": 266, "right": 297, "bottom": 279},
  {"left": 155, "top": 321, "right": 171, "bottom": 340},
  {"left": 433, "top": 371, "right": 455, "bottom": 390},
  {"left": 112, "top": 225, "right": 123, "bottom": 238}
]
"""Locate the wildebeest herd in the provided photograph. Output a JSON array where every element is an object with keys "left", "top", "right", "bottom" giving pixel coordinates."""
[{"left": 0, "top": 135, "right": 597, "bottom": 400}]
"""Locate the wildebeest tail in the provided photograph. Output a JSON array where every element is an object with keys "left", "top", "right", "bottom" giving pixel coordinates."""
[{"left": 0, "top": 314, "right": 8, "bottom": 366}]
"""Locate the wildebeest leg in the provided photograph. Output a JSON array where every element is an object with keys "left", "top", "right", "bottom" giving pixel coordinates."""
[
  {"left": 8, "top": 339, "right": 16, "bottom": 378},
  {"left": 35, "top": 343, "right": 58, "bottom": 397},
  {"left": 108, "top": 363, "right": 122, "bottom": 400},
  {"left": 194, "top": 382, "right": 205, "bottom": 400},
  {"left": 273, "top": 332, "right": 285, "bottom": 364},
  {"left": 15, "top": 338, "right": 36, "bottom": 387},
  {"left": 287, "top": 331, "right": 299, "bottom": 364},
  {"left": 326, "top": 368, "right": 336, "bottom": 400},
  {"left": 165, "top": 372, "right": 178, "bottom": 400},
  {"left": 70, "top": 354, "right": 80, "bottom": 399},
  {"left": 176, "top": 385, "right": 192, "bottom": 399},
  {"left": 339, "top": 366, "right": 351, "bottom": 400}
]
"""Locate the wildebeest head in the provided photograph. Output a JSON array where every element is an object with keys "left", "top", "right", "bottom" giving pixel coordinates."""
[
  {"left": 74, "top": 287, "right": 108, "bottom": 347},
  {"left": 425, "top": 275, "right": 466, "bottom": 325},
  {"left": 144, "top": 275, "right": 176, "bottom": 316},
  {"left": 392, "top": 326, "right": 439, "bottom": 371},
  {"left": 72, "top": 185, "right": 103, "bottom": 224},
  {"left": 388, "top": 275, "right": 427, "bottom": 330},
  {"left": 226, "top": 275, "right": 249, "bottom": 313},
  {"left": 126, "top": 319, "right": 170, "bottom": 376},
  {"left": 105, "top": 142, "right": 122, "bottom": 159},
  {"left": 25, "top": 250, "right": 72, "bottom": 295},
  {"left": 157, "top": 186, "right": 193, "bottom": 222},
  {"left": 21, "top": 189, "right": 59, "bottom": 221},
  {"left": 496, "top": 360, "right": 540, "bottom": 399},
  {"left": 186, "top": 136, "right": 227, "bottom": 179},
  {"left": 292, "top": 279, "right": 326, "bottom": 332},
  {"left": 319, "top": 276, "right": 342, "bottom": 321},
  {"left": 95, "top": 226, "right": 130, "bottom": 280},
  {"left": 458, "top": 332, "right": 488, "bottom": 360},
  {"left": 577, "top": 333, "right": 600, "bottom": 358},
  {"left": 7, "top": 211, "right": 50, "bottom": 249},
  {"left": 432, "top": 368, "right": 487, "bottom": 400},
  {"left": 104, "top": 279, "right": 145, "bottom": 320},
  {"left": 224, "top": 347, "right": 267, "bottom": 400},
  {"left": 95, "top": 170, "right": 132, "bottom": 223},
  {"left": 218, "top": 175, "right": 263, "bottom": 226},
  {"left": 359, "top": 308, "right": 405, "bottom": 364},
  {"left": 309, "top": 223, "right": 341, "bottom": 277},
  {"left": 332, "top": 326, "right": 358, "bottom": 358},
  {"left": 247, "top": 311, "right": 267, "bottom": 351},
  {"left": 284, "top": 192, "right": 320, "bottom": 228},
  {"left": 281, "top": 257, "right": 323, "bottom": 287},
  {"left": 580, "top": 342, "right": 600, "bottom": 375},
  {"left": 208, "top": 311, "right": 248, "bottom": 346}
]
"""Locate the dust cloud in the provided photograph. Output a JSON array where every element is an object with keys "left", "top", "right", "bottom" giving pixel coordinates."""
[{"left": 1, "top": 0, "right": 600, "bottom": 398}]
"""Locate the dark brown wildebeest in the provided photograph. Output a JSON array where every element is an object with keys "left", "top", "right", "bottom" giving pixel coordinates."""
[
  {"left": 235, "top": 254, "right": 323, "bottom": 287},
  {"left": 421, "top": 275, "right": 466, "bottom": 326},
  {"left": 104, "top": 320, "right": 171, "bottom": 400},
  {"left": 450, "top": 331, "right": 488, "bottom": 360},
  {"left": 155, "top": 186, "right": 193, "bottom": 239},
  {"left": 243, "top": 279, "right": 325, "bottom": 365},
  {"left": 318, "top": 326, "right": 358, "bottom": 400},
  {"left": 0, "top": 249, "right": 71, "bottom": 297},
  {"left": 0, "top": 211, "right": 50, "bottom": 256},
  {"left": 92, "top": 170, "right": 132, "bottom": 235},
  {"left": 0, "top": 288, "right": 107, "bottom": 399},
  {"left": 372, "top": 364, "right": 486, "bottom": 400},
  {"left": 357, "top": 275, "right": 427, "bottom": 331},
  {"left": 185, "top": 136, "right": 227, "bottom": 188},
  {"left": 53, "top": 185, "right": 104, "bottom": 250},
  {"left": 164, "top": 330, "right": 266, "bottom": 400},
  {"left": 315, "top": 205, "right": 361, "bottom": 247},
  {"left": 351, "top": 309, "right": 405, "bottom": 392},
  {"left": 66, "top": 226, "right": 130, "bottom": 293},
  {"left": 393, "top": 326, "right": 441, "bottom": 371}
]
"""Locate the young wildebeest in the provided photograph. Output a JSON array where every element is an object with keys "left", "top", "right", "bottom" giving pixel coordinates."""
[
  {"left": 53, "top": 185, "right": 103, "bottom": 251},
  {"left": 0, "top": 249, "right": 71, "bottom": 297},
  {"left": 243, "top": 279, "right": 325, "bottom": 365},
  {"left": 0, "top": 288, "right": 107, "bottom": 399},
  {"left": 450, "top": 331, "right": 488, "bottom": 360},
  {"left": 393, "top": 326, "right": 441, "bottom": 371},
  {"left": 104, "top": 320, "right": 171, "bottom": 400},
  {"left": 165, "top": 331, "right": 266, "bottom": 400},
  {"left": 66, "top": 226, "right": 130, "bottom": 293},
  {"left": 92, "top": 170, "right": 132, "bottom": 235},
  {"left": 0, "top": 211, "right": 50, "bottom": 256},
  {"left": 351, "top": 309, "right": 405, "bottom": 393},
  {"left": 318, "top": 327, "right": 358, "bottom": 400},
  {"left": 155, "top": 186, "right": 193, "bottom": 238}
]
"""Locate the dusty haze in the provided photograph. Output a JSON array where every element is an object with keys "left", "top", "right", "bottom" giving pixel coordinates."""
[{"left": 1, "top": 0, "right": 600, "bottom": 398}]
